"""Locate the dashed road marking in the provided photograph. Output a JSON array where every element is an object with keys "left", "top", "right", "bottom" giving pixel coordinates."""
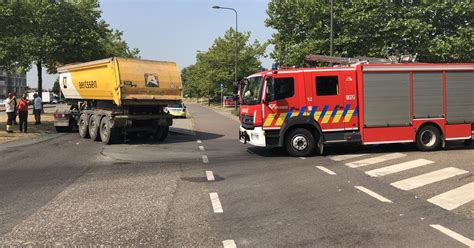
[
  {"left": 300, "top": 157, "right": 307, "bottom": 160},
  {"left": 430, "top": 224, "right": 474, "bottom": 247},
  {"left": 355, "top": 186, "right": 393, "bottom": 203},
  {"left": 223, "top": 240, "right": 237, "bottom": 248},
  {"left": 427, "top": 182, "right": 474, "bottom": 210},
  {"left": 346, "top": 153, "right": 406, "bottom": 168},
  {"left": 197, "top": 139, "right": 202, "bottom": 144},
  {"left": 202, "top": 155, "right": 209, "bottom": 163},
  {"left": 328, "top": 154, "right": 367, "bottom": 161},
  {"left": 316, "top": 166, "right": 337, "bottom": 175},
  {"left": 199, "top": 145, "right": 205, "bottom": 151},
  {"left": 391, "top": 167, "right": 469, "bottom": 191},
  {"left": 206, "top": 170, "right": 215, "bottom": 181},
  {"left": 365, "top": 159, "right": 434, "bottom": 177},
  {"left": 210, "top": 192, "right": 223, "bottom": 213}
]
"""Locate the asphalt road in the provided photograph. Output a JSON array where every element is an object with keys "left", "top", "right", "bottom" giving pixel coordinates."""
[{"left": 0, "top": 103, "right": 472, "bottom": 247}]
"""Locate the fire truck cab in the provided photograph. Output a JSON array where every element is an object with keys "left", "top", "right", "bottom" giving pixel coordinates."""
[{"left": 239, "top": 63, "right": 473, "bottom": 156}]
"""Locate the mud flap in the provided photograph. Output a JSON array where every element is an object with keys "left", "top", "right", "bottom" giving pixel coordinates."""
[{"left": 316, "top": 135, "right": 324, "bottom": 155}]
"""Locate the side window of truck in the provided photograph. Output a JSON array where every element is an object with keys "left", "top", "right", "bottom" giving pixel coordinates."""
[
  {"left": 316, "top": 76, "right": 338, "bottom": 96},
  {"left": 273, "top": 77, "right": 295, "bottom": 101}
]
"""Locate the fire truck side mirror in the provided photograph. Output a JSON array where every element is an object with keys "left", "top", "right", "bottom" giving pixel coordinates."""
[{"left": 265, "top": 77, "right": 275, "bottom": 103}]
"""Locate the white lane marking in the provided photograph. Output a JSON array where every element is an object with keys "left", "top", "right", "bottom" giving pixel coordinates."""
[
  {"left": 427, "top": 182, "right": 474, "bottom": 210},
  {"left": 202, "top": 155, "right": 209, "bottom": 163},
  {"left": 197, "top": 139, "right": 202, "bottom": 144},
  {"left": 354, "top": 186, "right": 393, "bottom": 203},
  {"left": 209, "top": 192, "right": 223, "bottom": 213},
  {"left": 328, "top": 154, "right": 367, "bottom": 161},
  {"left": 199, "top": 145, "right": 205, "bottom": 151},
  {"left": 391, "top": 167, "right": 469, "bottom": 191},
  {"left": 223, "top": 240, "right": 237, "bottom": 248},
  {"left": 300, "top": 157, "right": 307, "bottom": 160},
  {"left": 206, "top": 171, "right": 215, "bottom": 181},
  {"left": 365, "top": 159, "right": 434, "bottom": 177},
  {"left": 315, "top": 166, "right": 337, "bottom": 175},
  {"left": 346, "top": 153, "right": 406, "bottom": 168},
  {"left": 430, "top": 224, "right": 474, "bottom": 247}
]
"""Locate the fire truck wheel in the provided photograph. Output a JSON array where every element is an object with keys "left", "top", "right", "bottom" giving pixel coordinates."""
[
  {"left": 416, "top": 125, "right": 441, "bottom": 151},
  {"left": 78, "top": 114, "right": 90, "bottom": 138},
  {"left": 88, "top": 114, "right": 101, "bottom": 141},
  {"left": 286, "top": 128, "right": 315, "bottom": 157}
]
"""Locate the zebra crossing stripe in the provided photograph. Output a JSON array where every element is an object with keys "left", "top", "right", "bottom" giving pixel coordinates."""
[
  {"left": 427, "top": 182, "right": 474, "bottom": 210},
  {"left": 391, "top": 167, "right": 468, "bottom": 191},
  {"left": 328, "top": 154, "right": 367, "bottom": 161},
  {"left": 365, "top": 159, "right": 434, "bottom": 177},
  {"left": 346, "top": 153, "right": 406, "bottom": 168}
]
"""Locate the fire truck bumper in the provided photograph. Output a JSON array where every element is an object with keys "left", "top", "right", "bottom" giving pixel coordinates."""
[{"left": 239, "top": 126, "right": 266, "bottom": 147}]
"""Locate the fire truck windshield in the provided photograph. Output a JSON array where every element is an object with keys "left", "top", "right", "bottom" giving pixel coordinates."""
[{"left": 242, "top": 76, "right": 263, "bottom": 105}]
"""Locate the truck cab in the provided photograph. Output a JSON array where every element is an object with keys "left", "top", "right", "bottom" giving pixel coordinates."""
[{"left": 239, "top": 67, "right": 359, "bottom": 156}]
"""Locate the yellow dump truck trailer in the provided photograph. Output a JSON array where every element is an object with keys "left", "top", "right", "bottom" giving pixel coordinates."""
[{"left": 54, "top": 57, "right": 182, "bottom": 144}]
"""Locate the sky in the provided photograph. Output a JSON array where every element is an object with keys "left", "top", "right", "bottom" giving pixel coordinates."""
[{"left": 26, "top": 0, "right": 275, "bottom": 89}]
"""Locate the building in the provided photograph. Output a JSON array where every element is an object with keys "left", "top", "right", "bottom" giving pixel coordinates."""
[{"left": 0, "top": 67, "right": 27, "bottom": 98}]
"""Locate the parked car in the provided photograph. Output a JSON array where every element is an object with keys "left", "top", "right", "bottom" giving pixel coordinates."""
[
  {"left": 0, "top": 98, "right": 5, "bottom": 107},
  {"left": 166, "top": 103, "right": 187, "bottom": 118},
  {"left": 223, "top": 96, "right": 236, "bottom": 107}
]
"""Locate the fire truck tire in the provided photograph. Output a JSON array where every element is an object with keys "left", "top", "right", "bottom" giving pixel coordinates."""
[
  {"left": 88, "top": 114, "right": 101, "bottom": 141},
  {"left": 285, "top": 128, "right": 315, "bottom": 157},
  {"left": 78, "top": 114, "right": 90, "bottom": 138},
  {"left": 416, "top": 125, "right": 441, "bottom": 151}
]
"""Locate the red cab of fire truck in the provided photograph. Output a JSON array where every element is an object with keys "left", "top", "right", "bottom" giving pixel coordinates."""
[{"left": 239, "top": 63, "right": 473, "bottom": 156}]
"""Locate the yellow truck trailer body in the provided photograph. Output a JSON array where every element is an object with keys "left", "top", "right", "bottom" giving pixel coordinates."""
[
  {"left": 54, "top": 57, "right": 182, "bottom": 144},
  {"left": 58, "top": 57, "right": 182, "bottom": 106}
]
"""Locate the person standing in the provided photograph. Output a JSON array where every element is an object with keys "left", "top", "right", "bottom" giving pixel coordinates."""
[
  {"left": 4, "top": 93, "right": 15, "bottom": 133},
  {"left": 33, "top": 93, "right": 42, "bottom": 125},
  {"left": 17, "top": 93, "right": 30, "bottom": 132},
  {"left": 12, "top": 92, "right": 18, "bottom": 125}
]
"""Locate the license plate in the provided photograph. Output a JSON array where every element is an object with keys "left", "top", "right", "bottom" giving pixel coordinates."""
[{"left": 239, "top": 131, "right": 247, "bottom": 144}]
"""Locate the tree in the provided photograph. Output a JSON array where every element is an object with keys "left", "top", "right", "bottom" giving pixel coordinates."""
[
  {"left": 182, "top": 28, "right": 267, "bottom": 100},
  {"left": 265, "top": 0, "right": 473, "bottom": 66},
  {"left": 0, "top": 1, "right": 140, "bottom": 95}
]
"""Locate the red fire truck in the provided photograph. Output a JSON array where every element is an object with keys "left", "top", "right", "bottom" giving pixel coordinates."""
[{"left": 239, "top": 59, "right": 473, "bottom": 156}]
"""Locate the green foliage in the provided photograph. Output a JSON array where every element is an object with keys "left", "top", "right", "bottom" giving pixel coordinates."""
[
  {"left": 0, "top": 0, "right": 140, "bottom": 94},
  {"left": 266, "top": 0, "right": 473, "bottom": 66},
  {"left": 52, "top": 77, "right": 60, "bottom": 96},
  {"left": 182, "top": 28, "right": 267, "bottom": 98}
]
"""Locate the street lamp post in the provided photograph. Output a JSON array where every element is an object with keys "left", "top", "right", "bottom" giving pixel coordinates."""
[
  {"left": 212, "top": 5, "right": 238, "bottom": 111},
  {"left": 196, "top": 50, "right": 211, "bottom": 106}
]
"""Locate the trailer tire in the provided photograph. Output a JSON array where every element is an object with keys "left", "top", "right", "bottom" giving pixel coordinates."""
[
  {"left": 153, "top": 125, "right": 169, "bottom": 141},
  {"left": 89, "top": 114, "right": 101, "bottom": 141},
  {"left": 100, "top": 116, "right": 116, "bottom": 144},
  {"left": 285, "top": 128, "right": 315, "bottom": 157},
  {"left": 78, "top": 114, "right": 89, "bottom": 138},
  {"left": 416, "top": 125, "right": 441, "bottom": 151}
]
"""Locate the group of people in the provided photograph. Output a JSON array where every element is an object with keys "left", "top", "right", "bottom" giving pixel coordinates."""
[{"left": 4, "top": 92, "right": 43, "bottom": 133}]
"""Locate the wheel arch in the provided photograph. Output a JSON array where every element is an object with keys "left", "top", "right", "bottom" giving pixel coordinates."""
[
  {"left": 278, "top": 116, "right": 323, "bottom": 147},
  {"left": 416, "top": 122, "right": 445, "bottom": 140}
]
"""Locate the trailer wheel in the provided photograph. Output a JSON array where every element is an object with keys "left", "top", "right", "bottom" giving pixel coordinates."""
[
  {"left": 78, "top": 114, "right": 89, "bottom": 138},
  {"left": 153, "top": 125, "right": 169, "bottom": 141},
  {"left": 416, "top": 125, "right": 441, "bottom": 151},
  {"left": 100, "top": 116, "right": 116, "bottom": 144},
  {"left": 89, "top": 114, "right": 101, "bottom": 141},
  {"left": 285, "top": 128, "right": 315, "bottom": 157}
]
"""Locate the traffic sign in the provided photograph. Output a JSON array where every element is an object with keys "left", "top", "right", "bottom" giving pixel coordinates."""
[{"left": 220, "top": 83, "right": 224, "bottom": 92}]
